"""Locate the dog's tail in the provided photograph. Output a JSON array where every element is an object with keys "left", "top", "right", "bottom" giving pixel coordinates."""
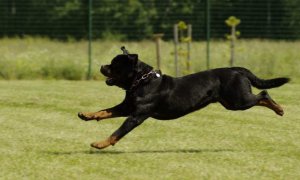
[{"left": 232, "top": 67, "right": 290, "bottom": 89}]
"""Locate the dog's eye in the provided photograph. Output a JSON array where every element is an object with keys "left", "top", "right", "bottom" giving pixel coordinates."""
[{"left": 111, "top": 68, "right": 120, "bottom": 74}]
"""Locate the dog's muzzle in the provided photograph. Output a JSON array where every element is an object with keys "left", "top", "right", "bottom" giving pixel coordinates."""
[{"left": 100, "top": 65, "right": 115, "bottom": 86}]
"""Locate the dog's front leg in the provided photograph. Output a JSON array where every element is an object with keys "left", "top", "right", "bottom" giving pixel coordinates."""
[
  {"left": 78, "top": 103, "right": 128, "bottom": 121},
  {"left": 91, "top": 115, "right": 148, "bottom": 149},
  {"left": 78, "top": 110, "right": 114, "bottom": 121}
]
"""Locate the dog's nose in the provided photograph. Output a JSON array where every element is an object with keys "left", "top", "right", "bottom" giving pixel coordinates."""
[
  {"left": 100, "top": 65, "right": 109, "bottom": 75},
  {"left": 100, "top": 65, "right": 104, "bottom": 72}
]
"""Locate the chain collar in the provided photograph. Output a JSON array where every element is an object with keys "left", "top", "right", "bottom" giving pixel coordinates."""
[{"left": 130, "top": 70, "right": 161, "bottom": 91}]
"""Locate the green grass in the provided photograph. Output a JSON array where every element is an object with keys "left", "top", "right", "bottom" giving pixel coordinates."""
[
  {"left": 0, "top": 37, "right": 300, "bottom": 81},
  {"left": 1, "top": 80, "right": 300, "bottom": 179}
]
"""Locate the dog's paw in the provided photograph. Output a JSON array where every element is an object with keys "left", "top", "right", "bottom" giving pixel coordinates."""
[
  {"left": 277, "top": 110, "right": 284, "bottom": 116},
  {"left": 91, "top": 141, "right": 110, "bottom": 149},
  {"left": 78, "top": 112, "right": 95, "bottom": 121},
  {"left": 275, "top": 107, "right": 284, "bottom": 116}
]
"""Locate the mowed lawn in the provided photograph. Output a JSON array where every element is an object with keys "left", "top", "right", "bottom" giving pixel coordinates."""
[{"left": 0, "top": 80, "right": 299, "bottom": 179}]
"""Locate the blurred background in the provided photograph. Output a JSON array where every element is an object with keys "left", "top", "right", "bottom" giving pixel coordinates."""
[{"left": 0, "top": 0, "right": 299, "bottom": 81}]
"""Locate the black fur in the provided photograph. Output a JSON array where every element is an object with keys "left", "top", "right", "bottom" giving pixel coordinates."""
[
  {"left": 231, "top": 67, "right": 290, "bottom": 89},
  {"left": 78, "top": 53, "right": 289, "bottom": 149}
]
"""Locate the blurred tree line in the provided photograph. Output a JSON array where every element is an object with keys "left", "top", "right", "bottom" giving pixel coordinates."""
[{"left": 0, "top": 0, "right": 299, "bottom": 40}]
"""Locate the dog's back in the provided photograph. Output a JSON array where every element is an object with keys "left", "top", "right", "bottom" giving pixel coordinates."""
[{"left": 151, "top": 67, "right": 289, "bottom": 120}]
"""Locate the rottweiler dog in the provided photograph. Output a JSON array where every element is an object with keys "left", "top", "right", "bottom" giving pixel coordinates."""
[{"left": 78, "top": 47, "right": 289, "bottom": 150}]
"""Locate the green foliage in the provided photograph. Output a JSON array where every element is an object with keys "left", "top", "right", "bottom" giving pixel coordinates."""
[
  {"left": 54, "top": 0, "right": 81, "bottom": 17},
  {"left": 100, "top": 31, "right": 127, "bottom": 41},
  {"left": 1, "top": 81, "right": 300, "bottom": 179},
  {"left": 177, "top": 21, "right": 188, "bottom": 30},
  {"left": 0, "top": 0, "right": 299, "bottom": 40},
  {"left": 177, "top": 21, "right": 191, "bottom": 43},
  {"left": 225, "top": 16, "right": 241, "bottom": 42},
  {"left": 225, "top": 16, "right": 241, "bottom": 27}
]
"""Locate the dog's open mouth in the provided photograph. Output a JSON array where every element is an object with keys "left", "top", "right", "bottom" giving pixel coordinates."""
[
  {"left": 106, "top": 77, "right": 115, "bottom": 86},
  {"left": 100, "top": 66, "right": 115, "bottom": 86}
]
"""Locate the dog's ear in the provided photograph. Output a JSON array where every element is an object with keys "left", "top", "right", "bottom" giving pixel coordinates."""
[{"left": 128, "top": 54, "right": 138, "bottom": 65}]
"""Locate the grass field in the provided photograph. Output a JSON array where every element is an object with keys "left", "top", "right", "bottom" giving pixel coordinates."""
[
  {"left": 0, "top": 37, "right": 300, "bottom": 81},
  {"left": 1, "top": 80, "right": 299, "bottom": 179}
]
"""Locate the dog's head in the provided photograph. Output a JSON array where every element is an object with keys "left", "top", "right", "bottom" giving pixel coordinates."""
[{"left": 100, "top": 54, "right": 141, "bottom": 90}]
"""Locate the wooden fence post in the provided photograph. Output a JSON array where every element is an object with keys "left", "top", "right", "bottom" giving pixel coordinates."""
[
  {"left": 187, "top": 24, "right": 192, "bottom": 72},
  {"left": 153, "top": 33, "right": 164, "bottom": 70},
  {"left": 174, "top": 24, "right": 179, "bottom": 77}
]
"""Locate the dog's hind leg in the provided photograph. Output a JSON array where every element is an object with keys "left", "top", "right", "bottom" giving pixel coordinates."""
[
  {"left": 220, "top": 90, "right": 284, "bottom": 116},
  {"left": 219, "top": 75, "right": 284, "bottom": 116},
  {"left": 256, "top": 90, "right": 284, "bottom": 116},
  {"left": 219, "top": 92, "right": 259, "bottom": 111}
]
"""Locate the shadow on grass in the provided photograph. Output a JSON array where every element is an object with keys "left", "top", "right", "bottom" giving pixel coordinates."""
[{"left": 44, "top": 148, "right": 235, "bottom": 155}]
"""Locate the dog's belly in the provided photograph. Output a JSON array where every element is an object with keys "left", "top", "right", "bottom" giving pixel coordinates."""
[
  {"left": 151, "top": 112, "right": 189, "bottom": 120},
  {"left": 151, "top": 103, "right": 210, "bottom": 120},
  {"left": 151, "top": 96, "right": 216, "bottom": 120}
]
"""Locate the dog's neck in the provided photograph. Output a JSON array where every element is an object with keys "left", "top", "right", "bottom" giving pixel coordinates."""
[
  {"left": 128, "top": 61, "right": 160, "bottom": 92},
  {"left": 136, "top": 61, "right": 153, "bottom": 76}
]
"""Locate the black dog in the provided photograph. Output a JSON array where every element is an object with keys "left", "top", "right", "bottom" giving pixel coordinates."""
[{"left": 78, "top": 47, "right": 289, "bottom": 149}]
